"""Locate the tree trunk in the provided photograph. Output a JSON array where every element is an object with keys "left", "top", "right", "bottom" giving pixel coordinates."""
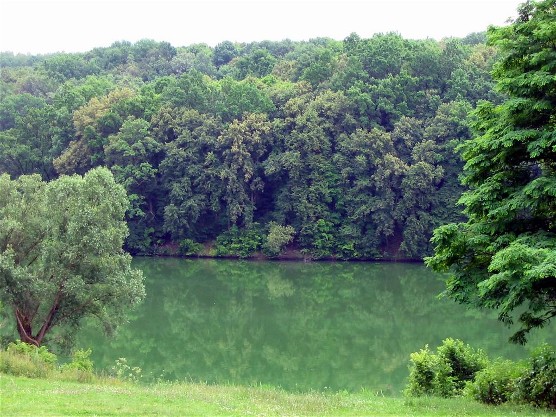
[
  {"left": 14, "top": 293, "right": 60, "bottom": 347},
  {"left": 15, "top": 309, "right": 39, "bottom": 346}
]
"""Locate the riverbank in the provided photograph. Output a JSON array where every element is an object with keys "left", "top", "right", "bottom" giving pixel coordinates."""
[
  {"left": 151, "top": 241, "right": 424, "bottom": 262},
  {"left": 1, "top": 374, "right": 552, "bottom": 417}
]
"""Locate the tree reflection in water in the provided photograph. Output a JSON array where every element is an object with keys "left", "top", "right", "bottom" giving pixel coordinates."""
[{"left": 78, "top": 258, "right": 556, "bottom": 394}]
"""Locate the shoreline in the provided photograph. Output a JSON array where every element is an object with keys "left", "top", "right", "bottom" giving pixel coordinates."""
[{"left": 143, "top": 247, "right": 425, "bottom": 263}]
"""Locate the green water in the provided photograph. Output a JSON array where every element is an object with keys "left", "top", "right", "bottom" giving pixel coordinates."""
[{"left": 78, "top": 258, "right": 555, "bottom": 394}]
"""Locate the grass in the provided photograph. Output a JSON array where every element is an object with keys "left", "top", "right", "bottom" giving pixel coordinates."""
[
  {"left": 1, "top": 374, "right": 554, "bottom": 417},
  {"left": 0, "top": 344, "right": 553, "bottom": 416}
]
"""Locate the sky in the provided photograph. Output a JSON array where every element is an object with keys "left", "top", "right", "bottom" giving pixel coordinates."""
[{"left": 0, "top": 0, "right": 523, "bottom": 55}]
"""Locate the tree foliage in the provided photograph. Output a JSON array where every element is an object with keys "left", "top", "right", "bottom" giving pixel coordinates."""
[
  {"left": 427, "top": 0, "right": 556, "bottom": 343},
  {"left": 0, "top": 167, "right": 145, "bottom": 347},
  {"left": 0, "top": 31, "right": 500, "bottom": 259}
]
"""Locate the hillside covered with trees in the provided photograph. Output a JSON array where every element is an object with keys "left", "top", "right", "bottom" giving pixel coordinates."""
[{"left": 0, "top": 32, "right": 501, "bottom": 259}]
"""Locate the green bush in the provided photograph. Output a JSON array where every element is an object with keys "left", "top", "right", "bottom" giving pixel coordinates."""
[
  {"left": 437, "top": 338, "right": 488, "bottom": 392},
  {"left": 178, "top": 238, "right": 203, "bottom": 256},
  {"left": 407, "top": 340, "right": 556, "bottom": 409},
  {"left": 466, "top": 359, "right": 524, "bottom": 405},
  {"left": 215, "top": 225, "right": 263, "bottom": 258},
  {"left": 59, "top": 348, "right": 95, "bottom": 382},
  {"left": 7, "top": 340, "right": 57, "bottom": 365},
  {"left": 515, "top": 344, "right": 556, "bottom": 409},
  {"left": 309, "top": 219, "right": 337, "bottom": 259},
  {"left": 0, "top": 341, "right": 57, "bottom": 378},
  {"left": 62, "top": 348, "right": 94, "bottom": 372},
  {"left": 406, "top": 345, "right": 453, "bottom": 397},
  {"left": 0, "top": 350, "right": 49, "bottom": 378},
  {"left": 406, "top": 338, "right": 487, "bottom": 398},
  {"left": 111, "top": 357, "right": 142, "bottom": 382},
  {"left": 262, "top": 222, "right": 294, "bottom": 257}
]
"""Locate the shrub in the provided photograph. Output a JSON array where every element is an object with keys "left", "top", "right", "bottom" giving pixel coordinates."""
[
  {"left": 178, "top": 238, "right": 203, "bottom": 256},
  {"left": 0, "top": 341, "right": 57, "bottom": 378},
  {"left": 336, "top": 240, "right": 359, "bottom": 260},
  {"left": 406, "top": 345, "right": 453, "bottom": 397},
  {"left": 62, "top": 348, "right": 94, "bottom": 372},
  {"left": 466, "top": 359, "right": 524, "bottom": 405},
  {"left": 7, "top": 340, "right": 57, "bottom": 365},
  {"left": 515, "top": 344, "right": 556, "bottom": 409},
  {"left": 407, "top": 340, "right": 556, "bottom": 409},
  {"left": 437, "top": 338, "right": 488, "bottom": 392},
  {"left": 111, "top": 357, "right": 142, "bottom": 382},
  {"left": 60, "top": 348, "right": 95, "bottom": 382},
  {"left": 406, "top": 338, "right": 487, "bottom": 398},
  {"left": 309, "top": 219, "right": 337, "bottom": 258},
  {"left": 215, "top": 225, "right": 263, "bottom": 258},
  {"left": 263, "top": 222, "right": 295, "bottom": 257},
  {"left": 0, "top": 350, "right": 49, "bottom": 378}
]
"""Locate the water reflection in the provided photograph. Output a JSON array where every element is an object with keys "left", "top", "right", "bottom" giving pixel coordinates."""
[{"left": 78, "top": 258, "right": 556, "bottom": 394}]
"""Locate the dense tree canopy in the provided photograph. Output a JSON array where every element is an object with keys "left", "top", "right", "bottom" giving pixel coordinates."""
[
  {"left": 0, "top": 168, "right": 145, "bottom": 347},
  {"left": 427, "top": 0, "right": 556, "bottom": 343},
  {"left": 0, "top": 32, "right": 501, "bottom": 259}
]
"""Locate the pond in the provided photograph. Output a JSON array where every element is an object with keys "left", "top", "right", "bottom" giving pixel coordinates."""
[{"left": 77, "top": 258, "right": 555, "bottom": 395}]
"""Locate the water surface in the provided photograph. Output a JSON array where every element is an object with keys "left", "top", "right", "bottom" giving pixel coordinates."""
[{"left": 78, "top": 258, "right": 555, "bottom": 394}]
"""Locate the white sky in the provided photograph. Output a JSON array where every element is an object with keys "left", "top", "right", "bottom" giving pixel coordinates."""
[{"left": 0, "top": 0, "right": 522, "bottom": 55}]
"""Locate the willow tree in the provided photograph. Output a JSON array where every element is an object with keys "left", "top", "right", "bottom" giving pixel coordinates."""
[
  {"left": 0, "top": 167, "right": 145, "bottom": 347},
  {"left": 427, "top": 0, "right": 556, "bottom": 344}
]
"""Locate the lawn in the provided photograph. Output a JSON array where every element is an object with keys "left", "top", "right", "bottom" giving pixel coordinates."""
[{"left": 1, "top": 374, "right": 553, "bottom": 417}]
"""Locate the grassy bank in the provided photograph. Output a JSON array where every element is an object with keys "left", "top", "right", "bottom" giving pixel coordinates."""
[{"left": 1, "top": 374, "right": 553, "bottom": 417}]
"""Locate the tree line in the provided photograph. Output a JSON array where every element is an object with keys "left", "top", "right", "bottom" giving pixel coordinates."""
[{"left": 0, "top": 32, "right": 501, "bottom": 259}]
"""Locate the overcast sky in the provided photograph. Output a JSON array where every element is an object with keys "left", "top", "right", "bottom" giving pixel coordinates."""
[{"left": 1, "top": 0, "right": 523, "bottom": 54}]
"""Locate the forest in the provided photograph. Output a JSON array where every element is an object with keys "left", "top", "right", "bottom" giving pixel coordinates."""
[{"left": 0, "top": 32, "right": 501, "bottom": 259}]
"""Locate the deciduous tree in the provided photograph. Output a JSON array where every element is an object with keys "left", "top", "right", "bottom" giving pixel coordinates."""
[
  {"left": 0, "top": 167, "right": 145, "bottom": 347},
  {"left": 427, "top": 0, "right": 556, "bottom": 343}
]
